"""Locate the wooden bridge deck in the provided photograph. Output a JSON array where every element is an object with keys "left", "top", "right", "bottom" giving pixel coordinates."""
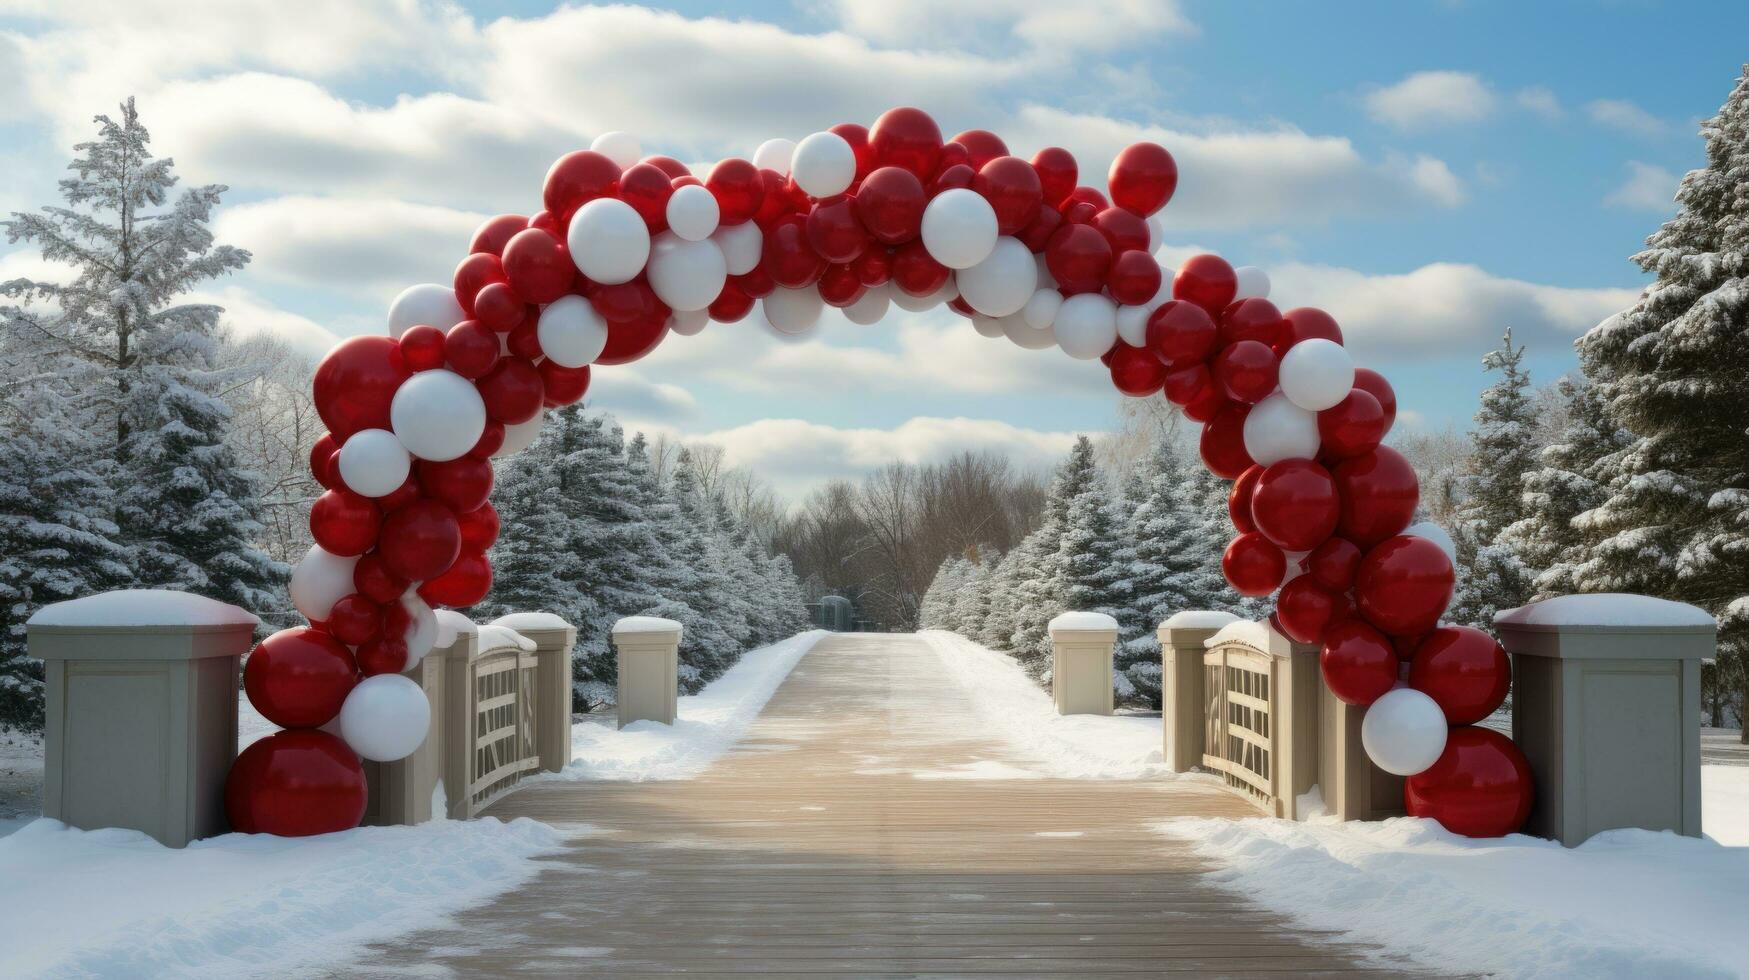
[{"left": 349, "top": 633, "right": 1422, "bottom": 977}]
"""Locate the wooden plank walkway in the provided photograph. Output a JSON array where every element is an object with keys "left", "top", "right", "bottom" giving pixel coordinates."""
[{"left": 348, "top": 633, "right": 1424, "bottom": 977}]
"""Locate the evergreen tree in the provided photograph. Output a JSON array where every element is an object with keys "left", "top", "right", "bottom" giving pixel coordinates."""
[
  {"left": 1007, "top": 436, "right": 1102, "bottom": 672},
  {"left": 1054, "top": 488, "right": 1135, "bottom": 696},
  {"left": 951, "top": 551, "right": 994, "bottom": 639},
  {"left": 919, "top": 556, "right": 966, "bottom": 628},
  {"left": 1449, "top": 329, "right": 1538, "bottom": 627},
  {"left": 1115, "top": 442, "right": 1213, "bottom": 705}
]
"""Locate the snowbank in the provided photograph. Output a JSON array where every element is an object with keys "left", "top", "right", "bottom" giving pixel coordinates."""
[
  {"left": 434, "top": 608, "right": 477, "bottom": 645},
  {"left": 27, "top": 589, "right": 259, "bottom": 629},
  {"left": 551, "top": 630, "right": 826, "bottom": 781},
  {"left": 1047, "top": 611, "right": 1118, "bottom": 631},
  {"left": 0, "top": 815, "right": 562, "bottom": 978},
  {"left": 1160, "top": 815, "right": 1749, "bottom": 978},
  {"left": 476, "top": 623, "right": 534, "bottom": 652},
  {"left": 1705, "top": 764, "right": 1749, "bottom": 846},
  {"left": 489, "top": 611, "right": 572, "bottom": 632},
  {"left": 1206, "top": 618, "right": 1273, "bottom": 650},
  {"left": 611, "top": 615, "right": 683, "bottom": 635},
  {"left": 1495, "top": 593, "right": 1715, "bottom": 628},
  {"left": 1161, "top": 610, "right": 1241, "bottom": 630}
]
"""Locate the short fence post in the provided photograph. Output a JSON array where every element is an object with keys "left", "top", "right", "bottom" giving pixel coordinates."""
[
  {"left": 1048, "top": 612, "right": 1118, "bottom": 716},
  {"left": 1317, "top": 679, "right": 1404, "bottom": 822},
  {"left": 26, "top": 589, "right": 257, "bottom": 847},
  {"left": 1495, "top": 594, "right": 1712, "bottom": 846},
  {"left": 613, "top": 617, "right": 682, "bottom": 728},
  {"left": 441, "top": 629, "right": 477, "bottom": 819},
  {"left": 365, "top": 618, "right": 473, "bottom": 826},
  {"left": 1158, "top": 612, "right": 1239, "bottom": 772},
  {"left": 490, "top": 614, "right": 576, "bottom": 773}
]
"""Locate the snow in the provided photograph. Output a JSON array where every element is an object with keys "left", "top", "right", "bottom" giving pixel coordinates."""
[
  {"left": 611, "top": 615, "right": 683, "bottom": 635},
  {"left": 476, "top": 623, "right": 534, "bottom": 652},
  {"left": 551, "top": 630, "right": 826, "bottom": 781},
  {"left": 26, "top": 589, "right": 259, "bottom": 629},
  {"left": 433, "top": 608, "right": 477, "bottom": 648},
  {"left": 0, "top": 815, "right": 563, "bottom": 978},
  {"left": 1705, "top": 764, "right": 1749, "bottom": 846},
  {"left": 1047, "top": 610, "right": 1119, "bottom": 631},
  {"left": 1205, "top": 618, "right": 1273, "bottom": 650},
  {"left": 490, "top": 611, "right": 572, "bottom": 632},
  {"left": 1495, "top": 593, "right": 1715, "bottom": 629},
  {"left": 1160, "top": 812, "right": 1749, "bottom": 979},
  {"left": 1161, "top": 610, "right": 1241, "bottom": 630}
]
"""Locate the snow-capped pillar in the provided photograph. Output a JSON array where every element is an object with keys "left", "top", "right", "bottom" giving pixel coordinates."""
[
  {"left": 613, "top": 617, "right": 683, "bottom": 728},
  {"left": 1495, "top": 594, "right": 1714, "bottom": 846},
  {"left": 491, "top": 613, "right": 576, "bottom": 772},
  {"left": 1157, "top": 611, "right": 1240, "bottom": 772},
  {"left": 1049, "top": 612, "right": 1119, "bottom": 716},
  {"left": 366, "top": 617, "right": 474, "bottom": 826},
  {"left": 25, "top": 590, "right": 259, "bottom": 847}
]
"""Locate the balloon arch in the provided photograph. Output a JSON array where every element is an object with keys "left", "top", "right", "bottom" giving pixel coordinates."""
[{"left": 228, "top": 107, "right": 1532, "bottom": 840}]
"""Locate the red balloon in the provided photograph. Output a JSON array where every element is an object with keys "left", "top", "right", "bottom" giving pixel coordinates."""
[
  {"left": 641, "top": 154, "right": 690, "bottom": 180},
  {"left": 309, "top": 433, "right": 339, "bottom": 490},
  {"left": 891, "top": 239, "right": 950, "bottom": 296},
  {"left": 444, "top": 320, "right": 501, "bottom": 379},
  {"left": 830, "top": 122, "right": 874, "bottom": 182},
  {"left": 1212, "top": 340, "right": 1279, "bottom": 404},
  {"left": 705, "top": 157, "right": 764, "bottom": 225},
  {"left": 868, "top": 106, "right": 943, "bottom": 181},
  {"left": 709, "top": 280, "right": 755, "bottom": 322},
  {"left": 596, "top": 314, "right": 669, "bottom": 366},
  {"left": 1219, "top": 298, "right": 1284, "bottom": 349},
  {"left": 1306, "top": 537, "right": 1363, "bottom": 592},
  {"left": 539, "top": 359, "right": 592, "bottom": 406},
  {"left": 752, "top": 168, "right": 797, "bottom": 225},
  {"left": 474, "top": 356, "right": 545, "bottom": 424},
  {"left": 733, "top": 266, "right": 775, "bottom": 298},
  {"left": 1147, "top": 300, "right": 1219, "bottom": 368},
  {"left": 1228, "top": 464, "right": 1263, "bottom": 534},
  {"left": 1250, "top": 459, "right": 1339, "bottom": 552},
  {"left": 1063, "top": 186, "right": 1109, "bottom": 212},
  {"left": 1276, "top": 576, "right": 1340, "bottom": 645},
  {"left": 1410, "top": 626, "right": 1512, "bottom": 724},
  {"left": 1276, "top": 307, "right": 1344, "bottom": 356},
  {"left": 226, "top": 729, "right": 367, "bottom": 836},
  {"left": 309, "top": 489, "right": 381, "bottom": 557},
  {"left": 934, "top": 140, "right": 970, "bottom": 176},
  {"left": 594, "top": 277, "right": 662, "bottom": 324},
  {"left": 543, "top": 149, "right": 620, "bottom": 218},
  {"left": 355, "top": 636, "right": 409, "bottom": 676},
  {"left": 417, "top": 456, "right": 494, "bottom": 513},
  {"left": 1108, "top": 142, "right": 1178, "bottom": 216},
  {"left": 929, "top": 163, "right": 975, "bottom": 195},
  {"left": 1045, "top": 223, "right": 1113, "bottom": 295},
  {"left": 469, "top": 420, "right": 505, "bottom": 459},
  {"left": 1164, "top": 361, "right": 1214, "bottom": 405},
  {"left": 378, "top": 499, "right": 462, "bottom": 582},
  {"left": 378, "top": 476, "right": 420, "bottom": 513},
  {"left": 618, "top": 162, "right": 674, "bottom": 232},
  {"left": 398, "top": 324, "right": 447, "bottom": 372},
  {"left": 1405, "top": 727, "right": 1534, "bottom": 838},
  {"left": 1108, "top": 343, "right": 1167, "bottom": 396},
  {"left": 457, "top": 501, "right": 500, "bottom": 552},
  {"left": 854, "top": 166, "right": 927, "bottom": 244},
  {"left": 353, "top": 552, "right": 409, "bottom": 605},
  {"left": 973, "top": 156, "right": 1043, "bottom": 236},
  {"left": 817, "top": 263, "right": 866, "bottom": 307},
  {"left": 852, "top": 248, "right": 892, "bottom": 287},
  {"left": 527, "top": 210, "right": 561, "bottom": 236},
  {"left": 1108, "top": 250, "right": 1163, "bottom": 306},
  {"left": 1223, "top": 532, "right": 1286, "bottom": 597},
  {"left": 326, "top": 593, "right": 382, "bottom": 647},
  {"left": 1182, "top": 382, "right": 1226, "bottom": 423},
  {"left": 470, "top": 214, "right": 528, "bottom": 256},
  {"left": 1031, "top": 147, "right": 1078, "bottom": 206},
  {"left": 1320, "top": 619, "right": 1399, "bottom": 705},
  {"left": 1319, "top": 389, "right": 1387, "bottom": 460},
  {"left": 472, "top": 281, "right": 526, "bottom": 333},
  {"left": 1332, "top": 446, "right": 1420, "bottom": 547},
  {"left": 763, "top": 213, "right": 827, "bottom": 287},
  {"left": 806, "top": 196, "right": 868, "bottom": 263},
  {"left": 313, "top": 336, "right": 409, "bottom": 440},
  {"left": 1355, "top": 535, "right": 1455, "bottom": 636},
  {"left": 453, "top": 253, "right": 507, "bottom": 315},
  {"left": 505, "top": 318, "right": 542, "bottom": 361},
  {"left": 1353, "top": 368, "right": 1398, "bottom": 436},
  {"left": 418, "top": 549, "right": 493, "bottom": 608},
  {"left": 1090, "top": 207, "right": 1150, "bottom": 255},
  {"left": 501, "top": 229, "right": 572, "bottom": 305},
  {"left": 951, "top": 129, "right": 1009, "bottom": 170},
  {"left": 243, "top": 627, "right": 357, "bottom": 729},
  {"left": 1199, "top": 402, "right": 1255, "bottom": 479},
  {"left": 1174, "top": 254, "right": 1238, "bottom": 316}
]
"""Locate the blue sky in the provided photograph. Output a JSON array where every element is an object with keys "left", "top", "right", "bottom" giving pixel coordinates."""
[{"left": 2, "top": 0, "right": 1742, "bottom": 498}]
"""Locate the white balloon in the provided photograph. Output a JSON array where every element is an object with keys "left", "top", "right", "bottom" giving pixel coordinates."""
[
  {"left": 1054, "top": 293, "right": 1118, "bottom": 360},
  {"left": 568, "top": 197, "right": 650, "bottom": 285},
  {"left": 289, "top": 544, "right": 358, "bottom": 622},
  {"left": 1234, "top": 265, "right": 1271, "bottom": 300},
  {"left": 1003, "top": 314, "right": 1057, "bottom": 350},
  {"left": 843, "top": 283, "right": 891, "bottom": 325},
  {"left": 1022, "top": 287, "right": 1064, "bottom": 330},
  {"left": 337, "top": 428, "right": 411, "bottom": 497},
  {"left": 790, "top": 131, "right": 856, "bottom": 199},
  {"left": 668, "top": 308, "right": 710, "bottom": 336},
  {"left": 752, "top": 137, "right": 795, "bottom": 175},
  {"left": 387, "top": 284, "right": 465, "bottom": 338},
  {"left": 1147, "top": 215, "right": 1166, "bottom": 254},
  {"left": 647, "top": 233, "right": 727, "bottom": 312},
  {"left": 537, "top": 295, "right": 609, "bottom": 368},
  {"left": 397, "top": 591, "right": 438, "bottom": 664},
  {"left": 390, "top": 371, "right": 487, "bottom": 462},
  {"left": 1115, "top": 301, "right": 1156, "bottom": 348},
  {"left": 920, "top": 188, "right": 998, "bottom": 270},
  {"left": 1361, "top": 688, "right": 1449, "bottom": 776},
  {"left": 971, "top": 313, "right": 1006, "bottom": 338},
  {"left": 763, "top": 286, "right": 823, "bottom": 334},
  {"left": 712, "top": 220, "right": 762, "bottom": 275},
  {"left": 891, "top": 276, "right": 957, "bottom": 312},
  {"left": 955, "top": 236, "right": 1036, "bottom": 318},
  {"left": 1405, "top": 521, "right": 1459, "bottom": 565},
  {"left": 1279, "top": 338, "right": 1355, "bottom": 412},
  {"left": 339, "top": 673, "right": 431, "bottom": 762},
  {"left": 666, "top": 184, "right": 720, "bottom": 242},
  {"left": 494, "top": 411, "right": 545, "bottom": 459},
  {"left": 1243, "top": 392, "right": 1321, "bottom": 466},
  {"left": 1034, "top": 252, "right": 1057, "bottom": 290},
  {"left": 590, "top": 130, "right": 641, "bottom": 170}
]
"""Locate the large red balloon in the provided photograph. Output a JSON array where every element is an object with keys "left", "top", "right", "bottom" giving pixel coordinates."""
[
  {"left": 457, "top": 501, "right": 500, "bottom": 552},
  {"left": 313, "top": 336, "right": 409, "bottom": 440},
  {"left": 1355, "top": 535, "right": 1455, "bottom": 636},
  {"left": 1250, "top": 459, "right": 1340, "bottom": 552},
  {"left": 417, "top": 456, "right": 494, "bottom": 513},
  {"left": 543, "top": 149, "right": 619, "bottom": 218},
  {"left": 476, "top": 357, "right": 545, "bottom": 424},
  {"left": 1275, "top": 576, "right": 1340, "bottom": 645},
  {"left": 1108, "top": 142, "right": 1178, "bottom": 216},
  {"left": 1409, "top": 626, "right": 1512, "bottom": 724},
  {"left": 1017, "top": 202, "right": 1064, "bottom": 253},
  {"left": 1305, "top": 536, "right": 1363, "bottom": 592},
  {"left": 470, "top": 214, "right": 528, "bottom": 256},
  {"left": 356, "top": 636, "right": 409, "bottom": 676},
  {"left": 325, "top": 593, "right": 382, "bottom": 647},
  {"left": 1031, "top": 147, "right": 1078, "bottom": 206},
  {"left": 1331, "top": 446, "right": 1420, "bottom": 547},
  {"left": 1219, "top": 297, "right": 1284, "bottom": 349},
  {"left": 309, "top": 432, "right": 340, "bottom": 491},
  {"left": 1199, "top": 403, "right": 1254, "bottom": 479},
  {"left": 539, "top": 359, "right": 591, "bottom": 406},
  {"left": 596, "top": 314, "right": 669, "bottom": 366},
  {"left": 951, "top": 129, "right": 1009, "bottom": 170},
  {"left": 1319, "top": 389, "right": 1387, "bottom": 459},
  {"left": 444, "top": 320, "right": 501, "bottom": 379},
  {"left": 309, "top": 489, "right": 381, "bottom": 557},
  {"left": 763, "top": 213, "right": 827, "bottom": 288},
  {"left": 891, "top": 239, "right": 950, "bottom": 296},
  {"left": 1089, "top": 207, "right": 1150, "bottom": 255},
  {"left": 243, "top": 628, "right": 358, "bottom": 729},
  {"left": 378, "top": 499, "right": 462, "bottom": 582},
  {"left": 1212, "top": 340, "right": 1278, "bottom": 404},
  {"left": 1147, "top": 300, "right": 1219, "bottom": 368},
  {"left": 869, "top": 107, "right": 943, "bottom": 181},
  {"left": 855, "top": 166, "right": 927, "bottom": 244},
  {"left": 1353, "top": 368, "right": 1398, "bottom": 436},
  {"left": 618, "top": 163, "right": 674, "bottom": 232},
  {"left": 831, "top": 122, "right": 874, "bottom": 181},
  {"left": 353, "top": 552, "right": 408, "bottom": 604},
  {"left": 501, "top": 228, "right": 572, "bottom": 305},
  {"left": 1276, "top": 307, "right": 1344, "bottom": 356},
  {"left": 473, "top": 281, "right": 526, "bottom": 333},
  {"left": 805, "top": 196, "right": 868, "bottom": 263},
  {"left": 1223, "top": 532, "right": 1285, "bottom": 597},
  {"left": 818, "top": 263, "right": 866, "bottom": 307},
  {"left": 417, "top": 549, "right": 493, "bottom": 608},
  {"left": 1045, "top": 224, "right": 1113, "bottom": 294},
  {"left": 705, "top": 157, "right": 765, "bottom": 225},
  {"left": 1108, "top": 343, "right": 1166, "bottom": 396},
  {"left": 398, "top": 324, "right": 447, "bottom": 371},
  {"left": 1108, "top": 250, "right": 1163, "bottom": 306},
  {"left": 1405, "top": 727, "right": 1534, "bottom": 838},
  {"left": 1228, "top": 464, "right": 1263, "bottom": 534},
  {"left": 453, "top": 253, "right": 507, "bottom": 315},
  {"left": 226, "top": 729, "right": 367, "bottom": 837},
  {"left": 1173, "top": 254, "right": 1237, "bottom": 316},
  {"left": 973, "top": 157, "right": 1043, "bottom": 235},
  {"left": 1320, "top": 619, "right": 1399, "bottom": 705}
]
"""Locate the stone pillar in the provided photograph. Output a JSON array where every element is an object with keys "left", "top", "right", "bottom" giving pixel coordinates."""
[
  {"left": 1495, "top": 594, "right": 1712, "bottom": 846},
  {"left": 490, "top": 613, "right": 576, "bottom": 773},
  {"left": 1158, "top": 612, "right": 1239, "bottom": 772},
  {"left": 26, "top": 590, "right": 258, "bottom": 847},
  {"left": 365, "top": 621, "right": 473, "bottom": 826},
  {"left": 613, "top": 617, "right": 682, "bottom": 728},
  {"left": 1317, "top": 682, "right": 1404, "bottom": 822},
  {"left": 1049, "top": 612, "right": 1118, "bottom": 716}
]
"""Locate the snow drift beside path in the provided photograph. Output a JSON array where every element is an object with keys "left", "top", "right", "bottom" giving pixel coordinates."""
[
  {"left": 0, "top": 815, "right": 562, "bottom": 978},
  {"left": 1160, "top": 815, "right": 1749, "bottom": 979},
  {"left": 555, "top": 630, "right": 828, "bottom": 781}
]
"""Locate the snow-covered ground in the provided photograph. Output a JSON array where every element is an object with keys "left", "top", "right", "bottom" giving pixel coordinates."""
[{"left": 549, "top": 629, "right": 827, "bottom": 781}]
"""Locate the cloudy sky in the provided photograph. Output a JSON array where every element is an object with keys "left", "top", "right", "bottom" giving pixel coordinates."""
[{"left": 2, "top": 0, "right": 1741, "bottom": 499}]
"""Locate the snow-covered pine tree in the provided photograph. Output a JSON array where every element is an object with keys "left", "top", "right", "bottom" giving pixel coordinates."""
[
  {"left": 1448, "top": 329, "right": 1539, "bottom": 627},
  {"left": 1574, "top": 66, "right": 1749, "bottom": 732},
  {"left": 950, "top": 550, "right": 994, "bottom": 639},
  {"left": 919, "top": 556, "right": 965, "bottom": 629},
  {"left": 483, "top": 408, "right": 597, "bottom": 636},
  {"left": 1114, "top": 441, "right": 1207, "bottom": 705},
  {"left": 1054, "top": 487, "right": 1136, "bottom": 698},
  {"left": 1008, "top": 436, "right": 1101, "bottom": 672}
]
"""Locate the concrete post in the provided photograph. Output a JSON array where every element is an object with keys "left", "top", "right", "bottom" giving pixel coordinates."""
[
  {"left": 365, "top": 618, "right": 473, "bottom": 826},
  {"left": 1318, "top": 682, "right": 1404, "bottom": 822},
  {"left": 1048, "top": 612, "right": 1118, "bottom": 716},
  {"left": 490, "top": 613, "right": 576, "bottom": 772},
  {"left": 613, "top": 617, "right": 682, "bottom": 728},
  {"left": 26, "top": 590, "right": 258, "bottom": 847},
  {"left": 1495, "top": 594, "right": 1713, "bottom": 846},
  {"left": 1158, "top": 611, "right": 1239, "bottom": 772}
]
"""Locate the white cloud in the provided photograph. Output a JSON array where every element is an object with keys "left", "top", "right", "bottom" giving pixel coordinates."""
[
  {"left": 1364, "top": 71, "right": 1496, "bottom": 129},
  {"left": 820, "top": 0, "right": 1194, "bottom": 53},
  {"left": 213, "top": 194, "right": 485, "bottom": 296},
  {"left": 1603, "top": 161, "right": 1678, "bottom": 212},
  {"left": 586, "top": 367, "right": 699, "bottom": 425},
  {"left": 1585, "top": 99, "right": 1670, "bottom": 138},
  {"left": 1515, "top": 86, "right": 1562, "bottom": 118},
  {"left": 190, "top": 286, "right": 342, "bottom": 359}
]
